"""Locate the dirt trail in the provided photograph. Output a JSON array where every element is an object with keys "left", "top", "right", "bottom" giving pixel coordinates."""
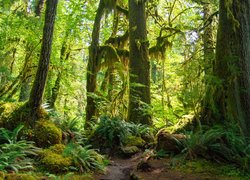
[
  {"left": 94, "top": 154, "right": 233, "bottom": 180},
  {"left": 95, "top": 154, "right": 140, "bottom": 180}
]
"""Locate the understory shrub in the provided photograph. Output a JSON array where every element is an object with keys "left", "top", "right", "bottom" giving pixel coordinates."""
[
  {"left": 89, "top": 116, "right": 156, "bottom": 151},
  {"left": 39, "top": 143, "right": 106, "bottom": 173},
  {"left": 54, "top": 116, "right": 87, "bottom": 145},
  {"left": 63, "top": 143, "right": 106, "bottom": 172},
  {"left": 178, "top": 125, "right": 250, "bottom": 170},
  {"left": 0, "top": 125, "right": 40, "bottom": 172}
]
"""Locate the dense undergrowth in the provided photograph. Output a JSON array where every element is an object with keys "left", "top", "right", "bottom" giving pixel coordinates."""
[{"left": 0, "top": 103, "right": 250, "bottom": 179}]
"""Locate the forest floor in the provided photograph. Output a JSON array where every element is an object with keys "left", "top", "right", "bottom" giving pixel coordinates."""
[{"left": 94, "top": 153, "right": 240, "bottom": 180}]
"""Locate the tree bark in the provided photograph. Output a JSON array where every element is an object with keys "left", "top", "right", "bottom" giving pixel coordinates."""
[
  {"left": 35, "top": 0, "right": 45, "bottom": 17},
  {"left": 127, "top": 0, "right": 152, "bottom": 125},
  {"left": 85, "top": 0, "right": 105, "bottom": 128},
  {"left": 28, "top": 0, "right": 58, "bottom": 119},
  {"left": 203, "top": 0, "right": 250, "bottom": 137},
  {"left": 199, "top": 3, "right": 216, "bottom": 125}
]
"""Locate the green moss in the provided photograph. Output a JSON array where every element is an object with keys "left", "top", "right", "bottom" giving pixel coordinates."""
[
  {"left": 0, "top": 102, "right": 23, "bottom": 128},
  {"left": 0, "top": 171, "right": 4, "bottom": 180},
  {"left": 48, "top": 144, "right": 66, "bottom": 154},
  {"left": 52, "top": 173, "right": 94, "bottom": 180},
  {"left": 4, "top": 173, "right": 37, "bottom": 180},
  {"left": 123, "top": 136, "right": 145, "bottom": 148},
  {"left": 176, "top": 159, "right": 249, "bottom": 178},
  {"left": 121, "top": 146, "right": 140, "bottom": 155},
  {"left": 40, "top": 150, "right": 72, "bottom": 173},
  {"left": 34, "top": 120, "right": 62, "bottom": 148},
  {"left": 68, "top": 174, "right": 93, "bottom": 180}
]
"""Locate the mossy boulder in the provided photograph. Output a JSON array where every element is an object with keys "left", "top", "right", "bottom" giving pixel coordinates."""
[
  {"left": 34, "top": 120, "right": 62, "bottom": 148},
  {"left": 41, "top": 153, "right": 72, "bottom": 173},
  {"left": 121, "top": 146, "right": 140, "bottom": 156},
  {"left": 123, "top": 136, "right": 145, "bottom": 148},
  {"left": 39, "top": 148, "right": 72, "bottom": 173},
  {"left": 156, "top": 129, "right": 186, "bottom": 153}
]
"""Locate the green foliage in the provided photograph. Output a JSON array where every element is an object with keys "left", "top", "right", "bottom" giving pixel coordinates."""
[
  {"left": 178, "top": 125, "right": 250, "bottom": 170},
  {"left": 0, "top": 125, "right": 40, "bottom": 172},
  {"left": 90, "top": 116, "right": 155, "bottom": 150},
  {"left": 155, "top": 149, "right": 169, "bottom": 158},
  {"left": 63, "top": 143, "right": 105, "bottom": 172},
  {"left": 93, "top": 116, "right": 130, "bottom": 147},
  {"left": 54, "top": 116, "right": 87, "bottom": 145}
]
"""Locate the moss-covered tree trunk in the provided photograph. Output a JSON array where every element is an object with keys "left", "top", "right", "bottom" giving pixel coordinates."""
[
  {"left": 199, "top": 3, "right": 216, "bottom": 125},
  {"left": 128, "top": 0, "right": 152, "bottom": 125},
  {"left": 203, "top": 0, "right": 250, "bottom": 137},
  {"left": 28, "top": 0, "right": 58, "bottom": 119},
  {"left": 85, "top": 0, "right": 105, "bottom": 128},
  {"left": 19, "top": 0, "right": 45, "bottom": 102}
]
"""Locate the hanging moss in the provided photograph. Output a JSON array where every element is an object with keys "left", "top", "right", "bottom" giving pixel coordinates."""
[{"left": 34, "top": 120, "right": 62, "bottom": 148}]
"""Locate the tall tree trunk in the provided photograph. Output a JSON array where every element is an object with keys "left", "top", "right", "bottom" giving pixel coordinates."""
[
  {"left": 19, "top": 0, "right": 45, "bottom": 102},
  {"left": 49, "top": 42, "right": 70, "bottom": 109},
  {"left": 203, "top": 3, "right": 215, "bottom": 75},
  {"left": 28, "top": 0, "right": 58, "bottom": 119},
  {"left": 35, "top": 0, "right": 45, "bottom": 17},
  {"left": 128, "top": 0, "right": 152, "bottom": 125},
  {"left": 199, "top": 3, "right": 216, "bottom": 125},
  {"left": 85, "top": 0, "right": 105, "bottom": 128},
  {"left": 204, "top": 0, "right": 250, "bottom": 137}
]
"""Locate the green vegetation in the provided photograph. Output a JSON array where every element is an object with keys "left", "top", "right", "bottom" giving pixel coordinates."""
[{"left": 0, "top": 0, "right": 249, "bottom": 179}]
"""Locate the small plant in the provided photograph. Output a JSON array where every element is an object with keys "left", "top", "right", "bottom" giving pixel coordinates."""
[
  {"left": 155, "top": 149, "right": 169, "bottom": 158},
  {"left": 94, "top": 116, "right": 130, "bottom": 147},
  {"left": 53, "top": 116, "right": 87, "bottom": 145},
  {"left": 179, "top": 126, "right": 225, "bottom": 159},
  {"left": 0, "top": 125, "right": 40, "bottom": 172},
  {"left": 178, "top": 125, "right": 250, "bottom": 170},
  {"left": 63, "top": 142, "right": 106, "bottom": 172}
]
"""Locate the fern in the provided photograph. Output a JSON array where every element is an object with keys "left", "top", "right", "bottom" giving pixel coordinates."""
[
  {"left": 63, "top": 143, "right": 105, "bottom": 172},
  {"left": 0, "top": 125, "right": 40, "bottom": 172}
]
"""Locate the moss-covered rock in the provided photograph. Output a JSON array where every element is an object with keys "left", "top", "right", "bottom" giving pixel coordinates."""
[
  {"left": 40, "top": 149, "right": 72, "bottom": 173},
  {"left": 123, "top": 136, "right": 145, "bottom": 148},
  {"left": 121, "top": 146, "right": 140, "bottom": 156},
  {"left": 156, "top": 129, "right": 186, "bottom": 153},
  {"left": 34, "top": 120, "right": 62, "bottom": 148}
]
